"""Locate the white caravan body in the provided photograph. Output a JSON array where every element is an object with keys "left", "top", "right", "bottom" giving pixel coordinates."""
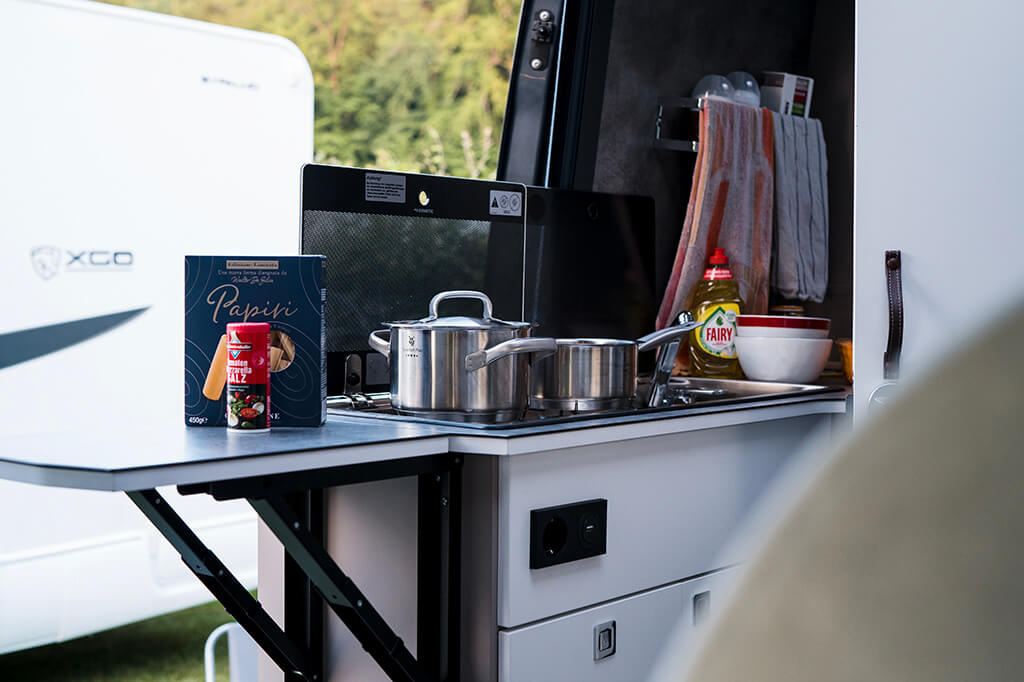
[{"left": 0, "top": 0, "right": 313, "bottom": 653}]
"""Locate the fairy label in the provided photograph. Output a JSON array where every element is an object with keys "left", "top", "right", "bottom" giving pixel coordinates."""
[{"left": 696, "top": 304, "right": 739, "bottom": 358}]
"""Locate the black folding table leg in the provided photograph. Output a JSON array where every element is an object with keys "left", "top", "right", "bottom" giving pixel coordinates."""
[
  {"left": 127, "top": 489, "right": 312, "bottom": 680},
  {"left": 418, "top": 459, "right": 462, "bottom": 681},
  {"left": 250, "top": 495, "right": 432, "bottom": 682}
]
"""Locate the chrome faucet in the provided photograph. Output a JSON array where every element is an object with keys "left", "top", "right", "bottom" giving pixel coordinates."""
[{"left": 646, "top": 312, "right": 700, "bottom": 408}]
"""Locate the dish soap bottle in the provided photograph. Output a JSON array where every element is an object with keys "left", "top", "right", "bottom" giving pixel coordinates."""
[{"left": 689, "top": 248, "right": 744, "bottom": 378}]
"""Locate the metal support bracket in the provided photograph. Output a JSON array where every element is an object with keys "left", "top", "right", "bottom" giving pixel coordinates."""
[
  {"left": 250, "top": 495, "right": 434, "bottom": 682},
  {"left": 127, "top": 489, "right": 313, "bottom": 680},
  {"left": 171, "top": 453, "right": 462, "bottom": 681},
  {"left": 654, "top": 96, "right": 703, "bottom": 152},
  {"left": 528, "top": 8, "right": 556, "bottom": 71}
]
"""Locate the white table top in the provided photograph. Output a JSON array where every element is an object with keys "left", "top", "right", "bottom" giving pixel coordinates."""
[
  {"left": 0, "top": 417, "right": 450, "bottom": 491},
  {"left": 0, "top": 395, "right": 846, "bottom": 492}
]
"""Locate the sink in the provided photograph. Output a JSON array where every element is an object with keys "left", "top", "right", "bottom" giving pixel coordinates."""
[{"left": 645, "top": 376, "right": 840, "bottom": 406}]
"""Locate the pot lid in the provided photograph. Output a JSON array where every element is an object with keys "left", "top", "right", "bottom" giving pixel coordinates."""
[{"left": 385, "top": 290, "right": 530, "bottom": 331}]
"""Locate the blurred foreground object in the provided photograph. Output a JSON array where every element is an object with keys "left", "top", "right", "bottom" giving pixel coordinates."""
[{"left": 651, "top": 295, "right": 1024, "bottom": 681}]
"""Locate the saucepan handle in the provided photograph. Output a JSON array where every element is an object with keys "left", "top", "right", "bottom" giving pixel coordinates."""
[
  {"left": 636, "top": 320, "right": 704, "bottom": 352},
  {"left": 465, "top": 337, "right": 557, "bottom": 372},
  {"left": 368, "top": 329, "right": 391, "bottom": 356}
]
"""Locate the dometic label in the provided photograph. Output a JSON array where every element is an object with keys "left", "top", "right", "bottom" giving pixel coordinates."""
[
  {"left": 695, "top": 303, "right": 740, "bottom": 358},
  {"left": 489, "top": 190, "right": 522, "bottom": 217},
  {"left": 365, "top": 173, "right": 406, "bottom": 203}
]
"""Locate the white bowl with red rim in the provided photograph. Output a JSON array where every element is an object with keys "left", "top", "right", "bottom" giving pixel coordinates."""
[
  {"left": 736, "top": 315, "right": 831, "bottom": 339},
  {"left": 736, "top": 336, "right": 833, "bottom": 383}
]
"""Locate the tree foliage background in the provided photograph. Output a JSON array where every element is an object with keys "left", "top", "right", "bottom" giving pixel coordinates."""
[{"left": 103, "top": 0, "right": 520, "bottom": 178}]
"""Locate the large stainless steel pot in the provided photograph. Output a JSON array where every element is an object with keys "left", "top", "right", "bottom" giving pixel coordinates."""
[
  {"left": 368, "top": 290, "right": 555, "bottom": 422},
  {"left": 467, "top": 319, "right": 702, "bottom": 411}
]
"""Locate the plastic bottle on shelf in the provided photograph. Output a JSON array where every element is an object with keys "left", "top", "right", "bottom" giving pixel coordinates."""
[{"left": 689, "top": 248, "right": 744, "bottom": 378}]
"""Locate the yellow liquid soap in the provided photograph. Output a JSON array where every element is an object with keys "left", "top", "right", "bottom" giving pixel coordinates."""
[{"left": 689, "top": 248, "right": 744, "bottom": 378}]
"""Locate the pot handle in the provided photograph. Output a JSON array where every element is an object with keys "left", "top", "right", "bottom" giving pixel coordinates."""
[
  {"left": 368, "top": 329, "right": 391, "bottom": 356},
  {"left": 465, "top": 337, "right": 557, "bottom": 372},
  {"left": 636, "top": 315, "right": 704, "bottom": 352},
  {"left": 427, "top": 290, "right": 494, "bottom": 321}
]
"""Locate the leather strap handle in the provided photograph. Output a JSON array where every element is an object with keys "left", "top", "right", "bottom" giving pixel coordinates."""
[{"left": 883, "top": 250, "right": 903, "bottom": 380}]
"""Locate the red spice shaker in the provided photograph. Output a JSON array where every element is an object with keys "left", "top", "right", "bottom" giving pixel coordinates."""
[{"left": 225, "top": 322, "right": 271, "bottom": 432}]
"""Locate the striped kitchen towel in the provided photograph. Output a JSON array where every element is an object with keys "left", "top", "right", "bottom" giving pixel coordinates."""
[
  {"left": 772, "top": 114, "right": 829, "bottom": 302},
  {"left": 657, "top": 96, "right": 775, "bottom": 328}
]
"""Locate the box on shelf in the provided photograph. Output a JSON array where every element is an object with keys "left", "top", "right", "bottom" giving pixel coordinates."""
[
  {"left": 761, "top": 71, "right": 814, "bottom": 118},
  {"left": 185, "top": 255, "right": 326, "bottom": 427}
]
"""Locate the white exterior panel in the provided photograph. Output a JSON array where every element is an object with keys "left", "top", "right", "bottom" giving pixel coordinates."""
[
  {"left": 853, "top": 0, "right": 1024, "bottom": 419},
  {"left": 0, "top": 0, "right": 312, "bottom": 651}
]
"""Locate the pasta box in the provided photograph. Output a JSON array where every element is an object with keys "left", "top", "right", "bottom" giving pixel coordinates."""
[{"left": 184, "top": 255, "right": 326, "bottom": 427}]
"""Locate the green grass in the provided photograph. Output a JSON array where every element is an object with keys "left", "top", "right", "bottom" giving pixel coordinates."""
[{"left": 0, "top": 599, "right": 240, "bottom": 682}]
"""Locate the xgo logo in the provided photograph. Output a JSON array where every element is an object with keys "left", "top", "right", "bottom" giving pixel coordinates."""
[
  {"left": 30, "top": 246, "right": 61, "bottom": 280},
  {"left": 30, "top": 246, "right": 134, "bottom": 280}
]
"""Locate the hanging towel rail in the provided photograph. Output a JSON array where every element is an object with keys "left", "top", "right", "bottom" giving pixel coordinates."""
[{"left": 654, "top": 96, "right": 704, "bottom": 152}]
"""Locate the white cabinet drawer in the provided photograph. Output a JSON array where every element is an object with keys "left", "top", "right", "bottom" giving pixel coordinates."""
[
  {"left": 498, "top": 569, "right": 736, "bottom": 682},
  {"left": 497, "top": 414, "right": 829, "bottom": 626}
]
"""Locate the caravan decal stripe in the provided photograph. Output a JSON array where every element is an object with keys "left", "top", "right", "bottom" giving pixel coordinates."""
[{"left": 0, "top": 307, "right": 150, "bottom": 370}]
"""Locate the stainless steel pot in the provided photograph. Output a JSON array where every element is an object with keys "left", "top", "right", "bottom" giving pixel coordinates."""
[
  {"left": 468, "top": 320, "right": 702, "bottom": 411},
  {"left": 368, "top": 290, "right": 555, "bottom": 422}
]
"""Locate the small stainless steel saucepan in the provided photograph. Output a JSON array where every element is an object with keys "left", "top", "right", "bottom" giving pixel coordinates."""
[{"left": 465, "top": 317, "right": 703, "bottom": 411}]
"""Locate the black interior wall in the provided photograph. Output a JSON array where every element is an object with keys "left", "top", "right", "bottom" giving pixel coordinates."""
[
  {"left": 588, "top": 0, "right": 853, "bottom": 336},
  {"left": 803, "top": 0, "right": 854, "bottom": 340}
]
